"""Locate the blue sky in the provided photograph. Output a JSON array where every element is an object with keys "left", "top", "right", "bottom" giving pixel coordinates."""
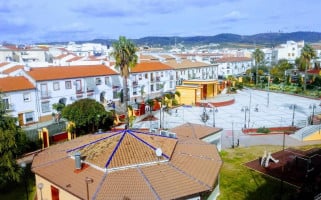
[{"left": 0, "top": 0, "right": 320, "bottom": 43}]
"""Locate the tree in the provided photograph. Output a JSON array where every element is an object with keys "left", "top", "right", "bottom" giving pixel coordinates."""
[
  {"left": 0, "top": 93, "right": 27, "bottom": 189},
  {"left": 301, "top": 44, "right": 316, "bottom": 91},
  {"left": 111, "top": 36, "right": 138, "bottom": 129},
  {"left": 61, "top": 98, "right": 113, "bottom": 135},
  {"left": 252, "top": 48, "right": 265, "bottom": 86}
]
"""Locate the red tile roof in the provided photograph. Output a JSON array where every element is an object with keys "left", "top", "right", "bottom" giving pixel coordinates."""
[
  {"left": 0, "top": 62, "right": 9, "bottom": 67},
  {"left": 0, "top": 76, "right": 35, "bottom": 92},
  {"left": 131, "top": 62, "right": 174, "bottom": 73},
  {"left": 215, "top": 56, "right": 252, "bottom": 63},
  {"left": 32, "top": 128, "right": 222, "bottom": 199},
  {"left": 27, "top": 65, "right": 118, "bottom": 81},
  {"left": 2, "top": 65, "right": 24, "bottom": 74},
  {"left": 66, "top": 56, "right": 83, "bottom": 62}
]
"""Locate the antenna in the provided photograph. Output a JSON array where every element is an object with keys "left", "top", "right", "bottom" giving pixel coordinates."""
[{"left": 155, "top": 148, "right": 162, "bottom": 157}]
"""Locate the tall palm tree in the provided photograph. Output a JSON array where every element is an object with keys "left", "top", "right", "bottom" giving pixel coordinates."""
[
  {"left": 111, "top": 36, "right": 138, "bottom": 129},
  {"left": 252, "top": 48, "right": 265, "bottom": 86},
  {"left": 301, "top": 44, "right": 316, "bottom": 91}
]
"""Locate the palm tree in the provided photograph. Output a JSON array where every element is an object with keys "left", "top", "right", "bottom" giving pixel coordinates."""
[
  {"left": 111, "top": 36, "right": 138, "bottom": 129},
  {"left": 252, "top": 48, "right": 265, "bottom": 86},
  {"left": 301, "top": 44, "right": 316, "bottom": 91}
]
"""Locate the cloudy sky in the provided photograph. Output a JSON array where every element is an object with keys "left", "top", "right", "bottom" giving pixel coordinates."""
[{"left": 0, "top": 0, "right": 320, "bottom": 43}]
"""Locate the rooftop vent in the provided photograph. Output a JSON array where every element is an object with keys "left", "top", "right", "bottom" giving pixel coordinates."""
[{"left": 74, "top": 152, "right": 82, "bottom": 170}]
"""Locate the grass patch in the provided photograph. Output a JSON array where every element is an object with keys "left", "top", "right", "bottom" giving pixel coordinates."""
[{"left": 218, "top": 144, "right": 321, "bottom": 200}]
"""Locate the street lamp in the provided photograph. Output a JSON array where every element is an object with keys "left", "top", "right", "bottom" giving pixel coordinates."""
[
  {"left": 85, "top": 177, "right": 94, "bottom": 200},
  {"left": 37, "top": 183, "right": 43, "bottom": 200},
  {"left": 309, "top": 104, "right": 316, "bottom": 125},
  {"left": 290, "top": 104, "right": 296, "bottom": 127},
  {"left": 241, "top": 106, "right": 249, "bottom": 128},
  {"left": 212, "top": 107, "right": 218, "bottom": 127},
  {"left": 20, "top": 162, "right": 28, "bottom": 200}
]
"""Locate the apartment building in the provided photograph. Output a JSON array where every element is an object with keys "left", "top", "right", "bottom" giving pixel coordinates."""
[
  {"left": 0, "top": 45, "right": 48, "bottom": 63},
  {"left": 130, "top": 61, "right": 176, "bottom": 101},
  {"left": 272, "top": 40, "right": 304, "bottom": 64},
  {"left": 214, "top": 57, "right": 252, "bottom": 78}
]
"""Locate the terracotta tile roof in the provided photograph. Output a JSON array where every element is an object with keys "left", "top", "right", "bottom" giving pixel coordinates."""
[
  {"left": 66, "top": 56, "right": 83, "bottom": 62},
  {"left": 131, "top": 62, "right": 174, "bottom": 73},
  {"left": 0, "top": 62, "right": 9, "bottom": 67},
  {"left": 139, "top": 54, "right": 159, "bottom": 60},
  {"left": 169, "top": 123, "right": 221, "bottom": 140},
  {"left": 163, "top": 59, "right": 211, "bottom": 69},
  {"left": 32, "top": 128, "right": 222, "bottom": 199},
  {"left": 159, "top": 54, "right": 175, "bottom": 60},
  {"left": 27, "top": 65, "right": 118, "bottom": 81},
  {"left": 0, "top": 76, "right": 35, "bottom": 92},
  {"left": 54, "top": 54, "right": 71, "bottom": 59},
  {"left": 2, "top": 65, "right": 24, "bottom": 74},
  {"left": 215, "top": 56, "right": 252, "bottom": 63}
]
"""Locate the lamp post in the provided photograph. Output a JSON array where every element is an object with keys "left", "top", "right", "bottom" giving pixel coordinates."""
[
  {"left": 20, "top": 162, "right": 28, "bottom": 200},
  {"left": 309, "top": 104, "right": 316, "bottom": 125},
  {"left": 37, "top": 183, "right": 43, "bottom": 200},
  {"left": 290, "top": 104, "right": 296, "bottom": 127},
  {"left": 212, "top": 107, "right": 218, "bottom": 127},
  {"left": 241, "top": 106, "right": 249, "bottom": 128},
  {"left": 85, "top": 177, "right": 94, "bottom": 200}
]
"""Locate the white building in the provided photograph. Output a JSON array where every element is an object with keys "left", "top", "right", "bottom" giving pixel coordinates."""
[
  {"left": 272, "top": 40, "right": 304, "bottom": 64},
  {"left": 0, "top": 76, "right": 38, "bottom": 126},
  {"left": 214, "top": 57, "right": 252, "bottom": 78}
]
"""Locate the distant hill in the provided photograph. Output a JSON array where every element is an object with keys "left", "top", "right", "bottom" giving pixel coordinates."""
[
  {"left": 132, "top": 32, "right": 321, "bottom": 47},
  {"left": 44, "top": 31, "right": 321, "bottom": 47}
]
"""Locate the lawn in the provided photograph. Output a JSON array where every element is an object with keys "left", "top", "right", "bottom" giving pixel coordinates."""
[{"left": 218, "top": 144, "right": 321, "bottom": 200}]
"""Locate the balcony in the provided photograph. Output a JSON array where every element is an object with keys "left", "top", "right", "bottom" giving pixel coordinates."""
[{"left": 40, "top": 91, "right": 52, "bottom": 100}]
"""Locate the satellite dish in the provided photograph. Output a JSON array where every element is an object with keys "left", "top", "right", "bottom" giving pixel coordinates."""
[{"left": 155, "top": 148, "right": 162, "bottom": 157}]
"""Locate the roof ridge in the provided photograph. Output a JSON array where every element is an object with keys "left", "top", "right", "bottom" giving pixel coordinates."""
[
  {"left": 128, "top": 130, "right": 170, "bottom": 159},
  {"left": 137, "top": 167, "right": 161, "bottom": 200},
  {"left": 104, "top": 130, "right": 128, "bottom": 168}
]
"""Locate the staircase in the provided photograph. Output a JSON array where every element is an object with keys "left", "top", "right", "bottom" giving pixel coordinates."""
[{"left": 290, "top": 124, "right": 321, "bottom": 141}]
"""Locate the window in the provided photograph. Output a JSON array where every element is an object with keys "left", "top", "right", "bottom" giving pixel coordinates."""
[
  {"left": 23, "top": 93, "right": 31, "bottom": 102},
  {"left": 41, "top": 101, "right": 50, "bottom": 113},
  {"left": 150, "top": 84, "right": 154, "bottom": 92},
  {"left": 105, "top": 77, "right": 110, "bottom": 85},
  {"left": 65, "top": 81, "right": 72, "bottom": 89},
  {"left": 2, "top": 98, "right": 10, "bottom": 110},
  {"left": 25, "top": 112, "right": 34, "bottom": 123},
  {"left": 40, "top": 83, "right": 48, "bottom": 98},
  {"left": 144, "top": 73, "right": 148, "bottom": 79},
  {"left": 53, "top": 82, "right": 60, "bottom": 91},
  {"left": 96, "top": 78, "right": 102, "bottom": 85},
  {"left": 76, "top": 80, "right": 82, "bottom": 92}
]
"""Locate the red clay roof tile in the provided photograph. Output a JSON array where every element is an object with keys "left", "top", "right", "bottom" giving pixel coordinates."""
[
  {"left": 0, "top": 76, "right": 35, "bottom": 92},
  {"left": 27, "top": 65, "right": 118, "bottom": 81},
  {"left": 131, "top": 62, "right": 174, "bottom": 73}
]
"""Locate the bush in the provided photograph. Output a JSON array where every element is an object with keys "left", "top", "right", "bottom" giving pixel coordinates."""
[{"left": 256, "top": 127, "right": 270, "bottom": 134}]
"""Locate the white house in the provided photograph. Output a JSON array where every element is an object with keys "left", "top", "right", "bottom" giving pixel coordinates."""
[
  {"left": 0, "top": 76, "right": 37, "bottom": 126},
  {"left": 214, "top": 57, "right": 252, "bottom": 78},
  {"left": 272, "top": 40, "right": 304, "bottom": 64},
  {"left": 130, "top": 61, "right": 176, "bottom": 101},
  {"left": 24, "top": 64, "right": 120, "bottom": 122}
]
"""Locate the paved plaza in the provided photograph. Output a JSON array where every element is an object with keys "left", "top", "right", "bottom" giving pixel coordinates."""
[
  {"left": 135, "top": 88, "right": 321, "bottom": 131},
  {"left": 132, "top": 88, "right": 321, "bottom": 149}
]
